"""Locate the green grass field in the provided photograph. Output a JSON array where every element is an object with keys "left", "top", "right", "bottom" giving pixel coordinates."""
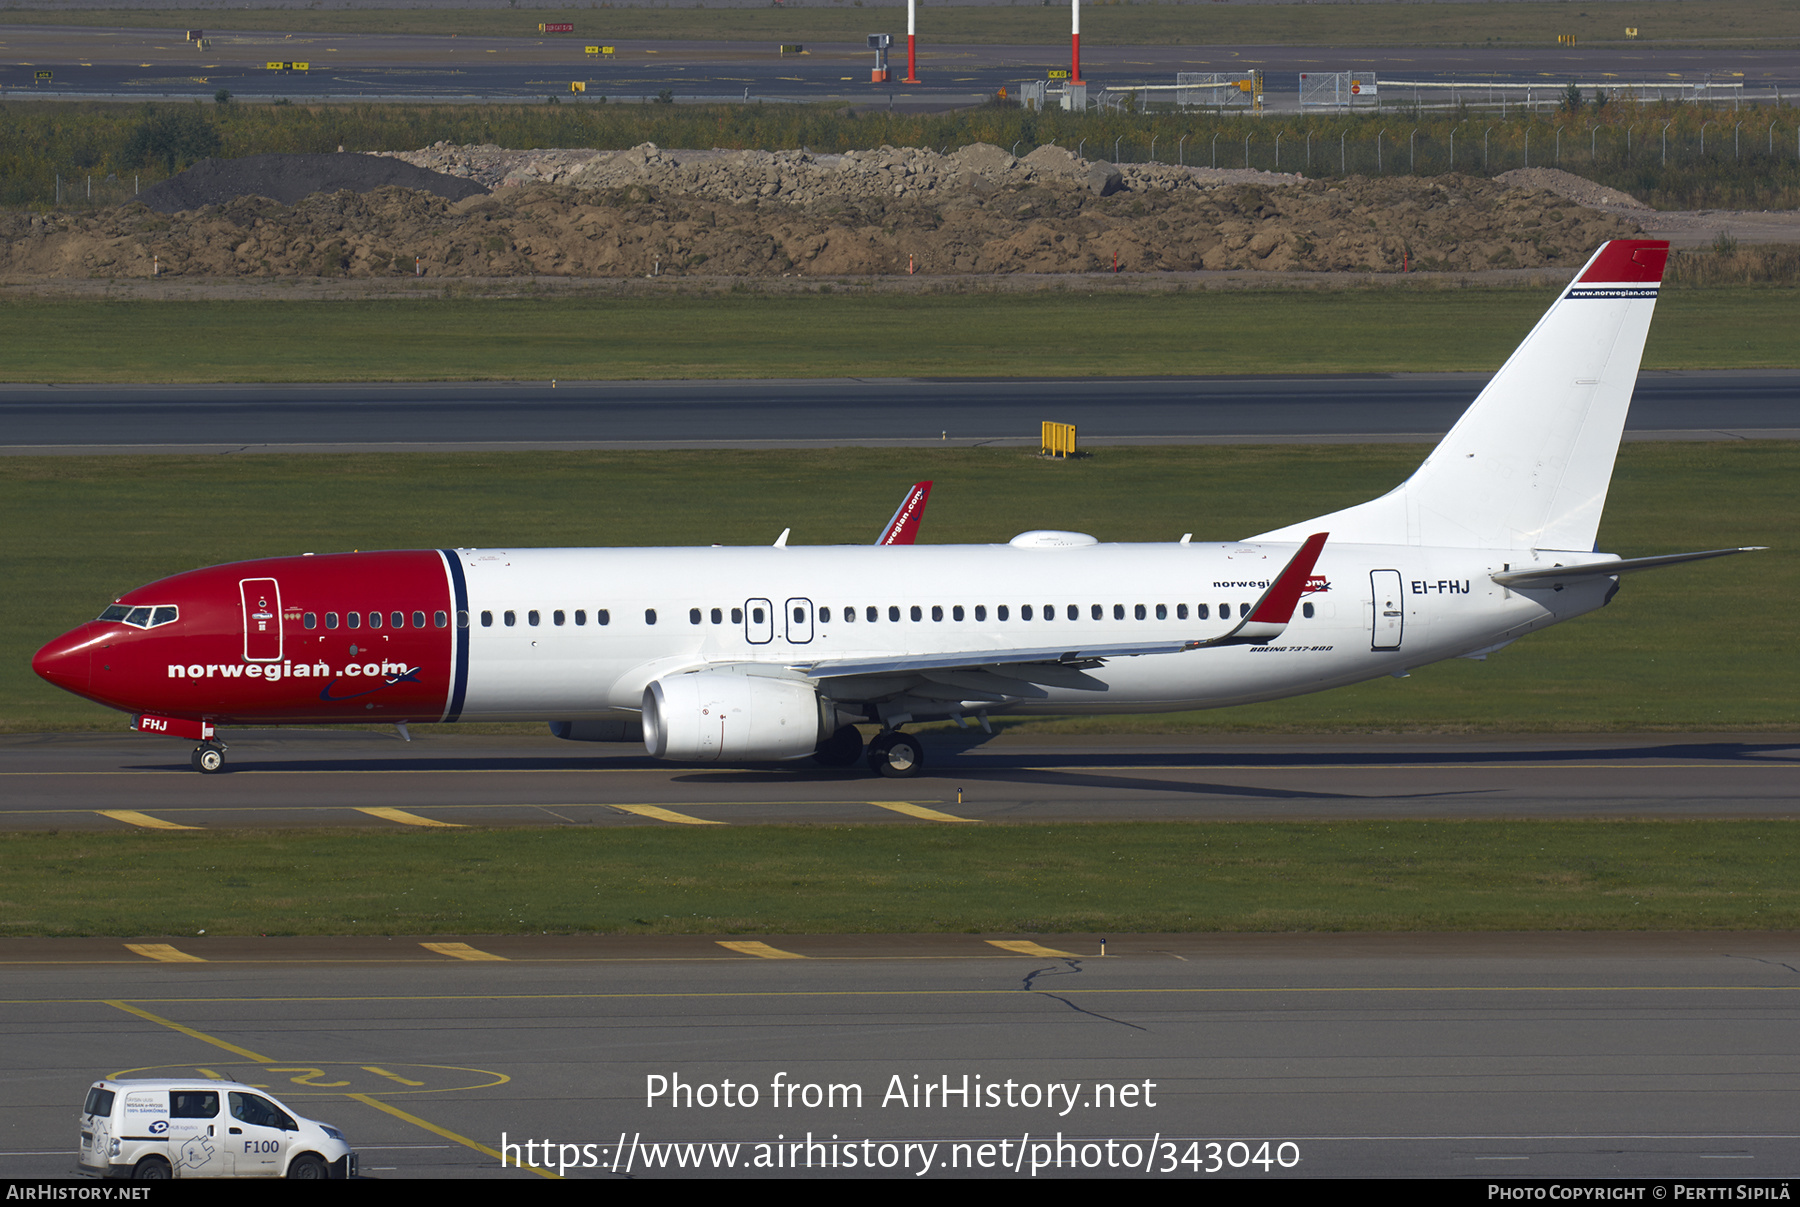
[
  {"left": 5, "top": 442, "right": 1794, "bottom": 734},
  {"left": 1, "top": 2, "right": 1791, "bottom": 48},
  {"left": 6, "top": 821, "right": 1798, "bottom": 937},
  {"left": 3, "top": 288, "right": 1796, "bottom": 383}
]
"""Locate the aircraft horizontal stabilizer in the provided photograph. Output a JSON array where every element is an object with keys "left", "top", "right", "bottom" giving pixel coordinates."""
[{"left": 1491, "top": 546, "right": 1765, "bottom": 588}]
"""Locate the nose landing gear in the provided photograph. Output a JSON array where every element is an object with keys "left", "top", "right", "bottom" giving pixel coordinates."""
[{"left": 190, "top": 741, "right": 227, "bottom": 774}]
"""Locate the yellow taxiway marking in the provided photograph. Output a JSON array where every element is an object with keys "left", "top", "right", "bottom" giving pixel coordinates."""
[
  {"left": 716, "top": 941, "right": 806, "bottom": 960},
  {"left": 611, "top": 804, "right": 723, "bottom": 825},
  {"left": 349, "top": 1093, "right": 559, "bottom": 1180},
  {"left": 124, "top": 943, "right": 206, "bottom": 963},
  {"left": 356, "top": 806, "right": 463, "bottom": 827},
  {"left": 101, "top": 1000, "right": 558, "bottom": 1178},
  {"left": 987, "top": 940, "right": 1082, "bottom": 958},
  {"left": 420, "top": 942, "right": 507, "bottom": 962},
  {"left": 873, "top": 801, "right": 975, "bottom": 823},
  {"left": 105, "top": 1000, "right": 273, "bottom": 1061},
  {"left": 98, "top": 809, "right": 201, "bottom": 830}
]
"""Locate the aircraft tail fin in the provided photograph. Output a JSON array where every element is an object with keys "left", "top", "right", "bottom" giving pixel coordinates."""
[{"left": 1252, "top": 240, "right": 1669, "bottom": 552}]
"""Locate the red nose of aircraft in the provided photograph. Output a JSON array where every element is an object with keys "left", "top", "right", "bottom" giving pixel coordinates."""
[{"left": 32, "top": 624, "right": 100, "bottom": 697}]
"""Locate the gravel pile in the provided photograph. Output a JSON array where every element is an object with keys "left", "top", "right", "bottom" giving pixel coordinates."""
[
  {"left": 137, "top": 152, "right": 489, "bottom": 214},
  {"left": 1494, "top": 167, "right": 1652, "bottom": 212},
  {"left": 378, "top": 140, "right": 1306, "bottom": 207}
]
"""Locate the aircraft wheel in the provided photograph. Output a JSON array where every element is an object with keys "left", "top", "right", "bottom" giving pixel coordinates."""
[
  {"left": 191, "top": 743, "right": 225, "bottom": 774},
  {"left": 812, "top": 725, "right": 864, "bottom": 768},
  {"left": 867, "top": 732, "right": 924, "bottom": 779}
]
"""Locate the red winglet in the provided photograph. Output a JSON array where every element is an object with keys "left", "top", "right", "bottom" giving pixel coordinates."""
[
  {"left": 1577, "top": 239, "right": 1669, "bottom": 285},
  {"left": 1248, "top": 533, "right": 1330, "bottom": 625},
  {"left": 876, "top": 481, "right": 933, "bottom": 545}
]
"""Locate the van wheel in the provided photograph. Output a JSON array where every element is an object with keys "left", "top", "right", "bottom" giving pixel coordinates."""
[
  {"left": 191, "top": 743, "right": 225, "bottom": 774},
  {"left": 287, "top": 1153, "right": 328, "bottom": 1180},
  {"left": 132, "top": 1156, "right": 171, "bottom": 1180}
]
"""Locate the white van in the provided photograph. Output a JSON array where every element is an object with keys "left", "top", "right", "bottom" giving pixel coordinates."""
[{"left": 78, "top": 1079, "right": 357, "bottom": 1179}]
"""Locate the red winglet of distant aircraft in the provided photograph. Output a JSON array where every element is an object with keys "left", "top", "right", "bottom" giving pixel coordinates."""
[{"left": 875, "top": 481, "right": 932, "bottom": 545}]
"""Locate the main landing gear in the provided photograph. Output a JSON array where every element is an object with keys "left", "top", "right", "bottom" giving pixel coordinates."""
[
  {"left": 190, "top": 741, "right": 227, "bottom": 774},
  {"left": 811, "top": 726, "right": 926, "bottom": 778},
  {"left": 866, "top": 730, "right": 924, "bottom": 779},
  {"left": 811, "top": 724, "right": 865, "bottom": 768}
]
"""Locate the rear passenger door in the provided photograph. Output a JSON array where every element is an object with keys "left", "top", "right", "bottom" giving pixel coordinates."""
[{"left": 167, "top": 1088, "right": 226, "bottom": 1178}]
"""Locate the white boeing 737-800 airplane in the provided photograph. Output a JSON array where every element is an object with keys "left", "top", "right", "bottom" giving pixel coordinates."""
[{"left": 33, "top": 239, "right": 1759, "bottom": 776}]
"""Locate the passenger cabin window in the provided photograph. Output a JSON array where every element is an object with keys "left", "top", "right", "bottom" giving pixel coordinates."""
[
  {"left": 1240, "top": 603, "right": 1251, "bottom": 618},
  {"left": 304, "top": 612, "right": 317, "bottom": 629},
  {"left": 1021, "top": 605, "right": 1033, "bottom": 621},
  {"left": 730, "top": 608, "right": 743, "bottom": 624},
  {"left": 480, "top": 611, "right": 493, "bottom": 627},
  {"left": 597, "top": 610, "right": 610, "bottom": 626},
  {"left": 347, "top": 611, "right": 361, "bottom": 629},
  {"left": 170, "top": 1091, "right": 219, "bottom": 1120},
  {"left": 392, "top": 611, "right": 405, "bottom": 628},
  {"left": 1156, "top": 604, "right": 1168, "bottom": 620},
  {"left": 504, "top": 611, "right": 516, "bottom": 627},
  {"left": 975, "top": 605, "right": 987, "bottom": 621},
  {"left": 1303, "top": 602, "right": 1315, "bottom": 619},
  {"left": 711, "top": 608, "right": 723, "bottom": 625},
  {"left": 931, "top": 606, "right": 943, "bottom": 622},
  {"left": 1113, "top": 604, "right": 1125, "bottom": 620},
  {"left": 690, "top": 608, "right": 703, "bottom": 625},
  {"left": 555, "top": 610, "right": 567, "bottom": 626},
  {"left": 1198, "top": 604, "right": 1209, "bottom": 620},
  {"left": 1135, "top": 604, "right": 1147, "bottom": 620},
  {"left": 953, "top": 605, "right": 965, "bottom": 621},
  {"left": 997, "top": 605, "right": 1010, "bottom": 621},
  {"left": 576, "top": 610, "right": 587, "bottom": 626},
  {"left": 843, "top": 607, "right": 856, "bottom": 624},
  {"left": 368, "top": 612, "right": 382, "bottom": 629},
  {"left": 645, "top": 609, "right": 657, "bottom": 625},
  {"left": 1092, "top": 604, "right": 1104, "bottom": 620},
  {"left": 910, "top": 606, "right": 922, "bottom": 622},
  {"left": 1178, "top": 604, "right": 1189, "bottom": 620},
  {"left": 326, "top": 613, "right": 339, "bottom": 629},
  {"left": 888, "top": 606, "right": 900, "bottom": 622},
  {"left": 528, "top": 610, "right": 540, "bottom": 627},
  {"left": 457, "top": 611, "right": 469, "bottom": 628}
]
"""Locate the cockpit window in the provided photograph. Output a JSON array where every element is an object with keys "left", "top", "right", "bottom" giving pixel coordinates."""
[{"left": 100, "top": 604, "right": 178, "bottom": 630}]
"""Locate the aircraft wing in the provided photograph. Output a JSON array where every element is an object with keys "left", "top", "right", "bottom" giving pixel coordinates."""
[
  {"left": 875, "top": 481, "right": 933, "bottom": 545},
  {"left": 1492, "top": 546, "right": 1764, "bottom": 587},
  {"left": 791, "top": 533, "right": 1329, "bottom": 683}
]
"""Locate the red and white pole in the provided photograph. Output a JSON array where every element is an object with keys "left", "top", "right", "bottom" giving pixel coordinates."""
[
  {"left": 905, "top": 0, "right": 919, "bottom": 82},
  {"left": 1070, "top": 0, "right": 1082, "bottom": 84}
]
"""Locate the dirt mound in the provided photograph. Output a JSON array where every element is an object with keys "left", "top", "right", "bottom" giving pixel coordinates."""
[
  {"left": 3, "top": 143, "right": 1641, "bottom": 280},
  {"left": 1494, "top": 168, "right": 1651, "bottom": 213},
  {"left": 137, "top": 152, "right": 489, "bottom": 214}
]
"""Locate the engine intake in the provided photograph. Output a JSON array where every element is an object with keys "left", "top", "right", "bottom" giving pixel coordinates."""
[{"left": 642, "top": 670, "right": 830, "bottom": 762}]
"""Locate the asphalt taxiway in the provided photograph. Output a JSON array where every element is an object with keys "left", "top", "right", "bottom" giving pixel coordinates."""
[
  {"left": 3, "top": 370, "right": 1797, "bottom": 455},
  {"left": 4, "top": 26, "right": 1797, "bottom": 105},
  {"left": 5, "top": 930, "right": 1800, "bottom": 1179},
  {"left": 3, "top": 731, "right": 1796, "bottom": 830}
]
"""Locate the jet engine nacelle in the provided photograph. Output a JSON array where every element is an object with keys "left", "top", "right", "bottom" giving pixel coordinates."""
[{"left": 642, "top": 669, "right": 830, "bottom": 762}]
